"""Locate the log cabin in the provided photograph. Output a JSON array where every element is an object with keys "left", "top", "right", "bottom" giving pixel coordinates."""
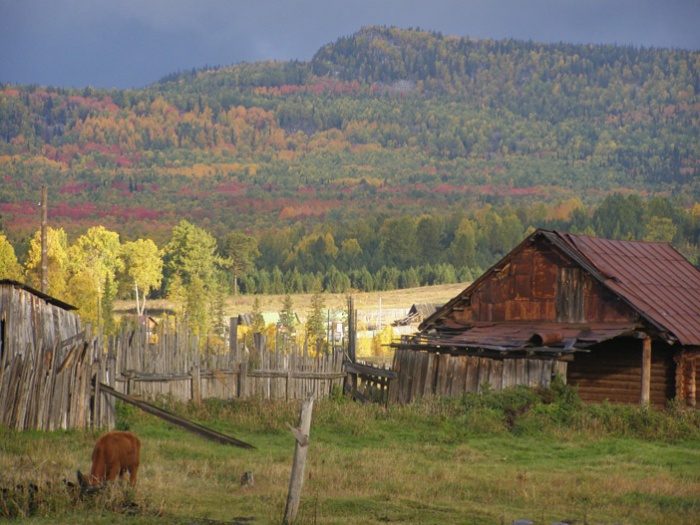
[{"left": 389, "top": 230, "right": 700, "bottom": 408}]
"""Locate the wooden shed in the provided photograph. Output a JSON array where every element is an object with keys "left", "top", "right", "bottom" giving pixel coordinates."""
[
  {"left": 390, "top": 230, "right": 700, "bottom": 409},
  {"left": 392, "top": 303, "right": 442, "bottom": 327},
  {"left": 0, "top": 279, "right": 101, "bottom": 430}
]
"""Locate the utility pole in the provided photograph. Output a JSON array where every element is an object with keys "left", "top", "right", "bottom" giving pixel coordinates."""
[{"left": 40, "top": 185, "right": 48, "bottom": 294}]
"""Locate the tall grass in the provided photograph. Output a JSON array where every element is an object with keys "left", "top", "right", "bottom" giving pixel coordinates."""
[{"left": 1, "top": 383, "right": 699, "bottom": 524}]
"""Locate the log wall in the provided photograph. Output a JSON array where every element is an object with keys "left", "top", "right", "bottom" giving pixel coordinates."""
[{"left": 567, "top": 341, "right": 676, "bottom": 409}]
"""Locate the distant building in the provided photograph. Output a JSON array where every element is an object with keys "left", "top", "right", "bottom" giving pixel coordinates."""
[{"left": 392, "top": 303, "right": 442, "bottom": 327}]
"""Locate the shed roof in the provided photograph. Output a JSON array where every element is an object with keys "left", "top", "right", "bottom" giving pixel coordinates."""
[
  {"left": 0, "top": 279, "right": 77, "bottom": 311},
  {"left": 420, "top": 230, "right": 700, "bottom": 346}
]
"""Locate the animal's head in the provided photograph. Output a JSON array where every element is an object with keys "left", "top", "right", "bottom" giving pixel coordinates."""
[{"left": 76, "top": 470, "right": 103, "bottom": 495}]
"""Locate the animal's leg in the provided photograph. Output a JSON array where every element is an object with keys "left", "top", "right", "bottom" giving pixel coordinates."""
[
  {"left": 128, "top": 464, "right": 139, "bottom": 486},
  {"left": 106, "top": 463, "right": 121, "bottom": 482}
]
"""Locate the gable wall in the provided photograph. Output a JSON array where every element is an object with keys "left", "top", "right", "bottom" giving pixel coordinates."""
[{"left": 450, "top": 241, "right": 639, "bottom": 325}]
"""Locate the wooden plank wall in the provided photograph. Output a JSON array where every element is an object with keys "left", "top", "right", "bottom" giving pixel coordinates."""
[
  {"left": 0, "top": 284, "right": 106, "bottom": 431},
  {"left": 388, "top": 348, "right": 565, "bottom": 404}
]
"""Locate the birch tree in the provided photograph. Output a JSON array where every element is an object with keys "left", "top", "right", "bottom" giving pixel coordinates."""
[
  {"left": 67, "top": 226, "right": 123, "bottom": 331},
  {"left": 120, "top": 238, "right": 163, "bottom": 316}
]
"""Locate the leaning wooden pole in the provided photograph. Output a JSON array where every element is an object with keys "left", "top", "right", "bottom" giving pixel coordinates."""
[
  {"left": 40, "top": 185, "right": 48, "bottom": 294},
  {"left": 283, "top": 393, "right": 314, "bottom": 524},
  {"left": 98, "top": 383, "right": 255, "bottom": 449}
]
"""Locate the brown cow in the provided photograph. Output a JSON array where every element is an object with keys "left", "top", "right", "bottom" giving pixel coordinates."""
[{"left": 78, "top": 431, "right": 141, "bottom": 489}]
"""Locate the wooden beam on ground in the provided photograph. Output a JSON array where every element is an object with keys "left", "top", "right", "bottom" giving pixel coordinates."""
[{"left": 98, "top": 383, "right": 255, "bottom": 449}]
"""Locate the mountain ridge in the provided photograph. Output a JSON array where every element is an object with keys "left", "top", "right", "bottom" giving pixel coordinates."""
[{"left": 0, "top": 26, "right": 698, "bottom": 269}]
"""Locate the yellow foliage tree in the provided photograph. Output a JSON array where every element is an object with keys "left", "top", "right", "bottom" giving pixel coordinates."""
[
  {"left": 67, "top": 226, "right": 123, "bottom": 332},
  {"left": 0, "top": 234, "right": 24, "bottom": 281},
  {"left": 24, "top": 227, "right": 70, "bottom": 300},
  {"left": 120, "top": 238, "right": 163, "bottom": 317}
]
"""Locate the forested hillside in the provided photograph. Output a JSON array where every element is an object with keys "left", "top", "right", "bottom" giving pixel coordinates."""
[{"left": 1, "top": 27, "right": 699, "bottom": 322}]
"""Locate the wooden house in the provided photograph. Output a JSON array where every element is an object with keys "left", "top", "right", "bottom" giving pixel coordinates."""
[
  {"left": 392, "top": 303, "right": 443, "bottom": 327},
  {"left": 389, "top": 230, "right": 700, "bottom": 408},
  {"left": 0, "top": 279, "right": 100, "bottom": 430}
]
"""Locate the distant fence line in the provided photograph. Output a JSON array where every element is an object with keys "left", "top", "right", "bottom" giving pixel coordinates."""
[
  {"left": 1, "top": 302, "right": 404, "bottom": 432},
  {"left": 357, "top": 308, "right": 408, "bottom": 329}
]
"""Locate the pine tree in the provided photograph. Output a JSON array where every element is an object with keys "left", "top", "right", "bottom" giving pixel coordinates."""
[
  {"left": 280, "top": 294, "right": 296, "bottom": 333},
  {"left": 251, "top": 296, "right": 265, "bottom": 334},
  {"left": 305, "top": 291, "right": 326, "bottom": 355}
]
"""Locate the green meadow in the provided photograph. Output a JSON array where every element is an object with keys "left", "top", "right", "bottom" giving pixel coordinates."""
[{"left": 1, "top": 383, "right": 699, "bottom": 524}]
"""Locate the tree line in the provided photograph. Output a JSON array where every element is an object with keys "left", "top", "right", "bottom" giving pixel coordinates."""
[{"left": 2, "top": 192, "right": 699, "bottom": 339}]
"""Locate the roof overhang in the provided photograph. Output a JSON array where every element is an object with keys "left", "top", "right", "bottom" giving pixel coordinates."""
[
  {"left": 0, "top": 279, "right": 77, "bottom": 311},
  {"left": 395, "top": 321, "right": 640, "bottom": 359}
]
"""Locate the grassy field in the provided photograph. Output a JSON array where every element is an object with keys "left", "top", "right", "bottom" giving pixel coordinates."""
[
  {"left": 114, "top": 282, "right": 469, "bottom": 320},
  {"left": 1, "top": 386, "right": 699, "bottom": 525}
]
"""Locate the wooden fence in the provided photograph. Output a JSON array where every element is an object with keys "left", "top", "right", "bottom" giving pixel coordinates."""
[
  {"left": 345, "top": 361, "right": 397, "bottom": 404},
  {"left": 388, "top": 348, "right": 567, "bottom": 404},
  {"left": 107, "top": 321, "right": 346, "bottom": 403},
  {"left": 0, "top": 281, "right": 114, "bottom": 431}
]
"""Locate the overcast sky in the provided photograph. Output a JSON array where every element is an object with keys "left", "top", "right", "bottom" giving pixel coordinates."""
[{"left": 1, "top": 0, "right": 699, "bottom": 90}]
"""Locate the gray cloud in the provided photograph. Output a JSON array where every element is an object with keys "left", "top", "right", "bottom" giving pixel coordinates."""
[{"left": 1, "top": 0, "right": 698, "bottom": 89}]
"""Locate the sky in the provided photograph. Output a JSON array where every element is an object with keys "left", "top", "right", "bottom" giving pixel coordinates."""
[{"left": 1, "top": 0, "right": 699, "bottom": 90}]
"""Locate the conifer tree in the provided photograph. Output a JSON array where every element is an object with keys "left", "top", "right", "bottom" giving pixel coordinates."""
[
  {"left": 305, "top": 291, "right": 326, "bottom": 355},
  {"left": 280, "top": 294, "right": 296, "bottom": 333}
]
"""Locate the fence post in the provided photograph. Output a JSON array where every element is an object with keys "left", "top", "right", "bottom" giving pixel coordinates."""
[
  {"left": 192, "top": 353, "right": 202, "bottom": 405},
  {"left": 344, "top": 296, "right": 357, "bottom": 394},
  {"left": 192, "top": 358, "right": 202, "bottom": 405},
  {"left": 283, "top": 393, "right": 314, "bottom": 524},
  {"left": 106, "top": 340, "right": 116, "bottom": 427},
  {"left": 230, "top": 317, "right": 239, "bottom": 365},
  {"left": 238, "top": 360, "right": 248, "bottom": 399}
]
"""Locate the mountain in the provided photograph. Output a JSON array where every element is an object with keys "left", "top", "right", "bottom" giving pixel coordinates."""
[{"left": 0, "top": 27, "right": 698, "bottom": 264}]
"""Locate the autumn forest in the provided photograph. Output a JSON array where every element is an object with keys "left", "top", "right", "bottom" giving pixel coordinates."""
[{"left": 1, "top": 27, "right": 699, "bottom": 334}]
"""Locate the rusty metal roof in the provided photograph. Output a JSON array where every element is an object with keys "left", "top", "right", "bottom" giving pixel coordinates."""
[
  {"left": 546, "top": 231, "right": 700, "bottom": 346},
  {"left": 418, "top": 230, "right": 700, "bottom": 347}
]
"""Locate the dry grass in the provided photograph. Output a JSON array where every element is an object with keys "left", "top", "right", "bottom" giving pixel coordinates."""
[
  {"left": 2, "top": 396, "right": 700, "bottom": 524},
  {"left": 114, "top": 282, "right": 468, "bottom": 319}
]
